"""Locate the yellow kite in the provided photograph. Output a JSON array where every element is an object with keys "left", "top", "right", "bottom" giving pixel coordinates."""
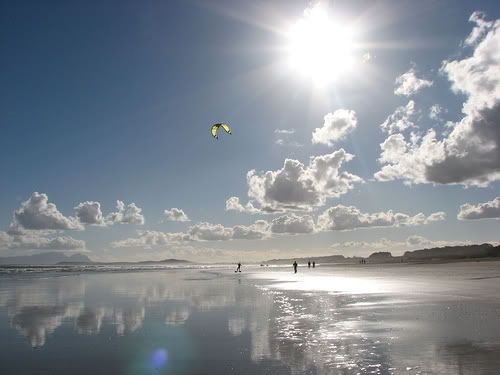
[{"left": 211, "top": 123, "right": 232, "bottom": 139}]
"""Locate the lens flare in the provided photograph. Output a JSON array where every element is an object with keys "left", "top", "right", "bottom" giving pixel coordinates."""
[{"left": 152, "top": 348, "right": 169, "bottom": 368}]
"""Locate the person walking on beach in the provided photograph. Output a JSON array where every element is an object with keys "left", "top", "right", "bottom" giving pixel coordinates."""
[
  {"left": 293, "top": 261, "right": 298, "bottom": 273},
  {"left": 308, "top": 261, "right": 311, "bottom": 268},
  {"left": 312, "top": 261, "right": 315, "bottom": 268},
  {"left": 235, "top": 262, "right": 241, "bottom": 272}
]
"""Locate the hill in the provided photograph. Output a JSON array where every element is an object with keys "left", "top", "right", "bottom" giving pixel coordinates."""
[
  {"left": 264, "top": 243, "right": 500, "bottom": 265},
  {"left": 0, "top": 252, "right": 92, "bottom": 265}
]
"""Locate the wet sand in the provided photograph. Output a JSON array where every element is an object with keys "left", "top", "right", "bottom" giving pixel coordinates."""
[{"left": 0, "top": 261, "right": 499, "bottom": 374}]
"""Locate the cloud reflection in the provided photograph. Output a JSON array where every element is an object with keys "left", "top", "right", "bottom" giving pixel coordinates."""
[{"left": 0, "top": 269, "right": 499, "bottom": 374}]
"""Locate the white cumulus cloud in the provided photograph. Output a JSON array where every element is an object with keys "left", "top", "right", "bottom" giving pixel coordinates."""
[
  {"left": 74, "top": 201, "right": 106, "bottom": 226},
  {"left": 458, "top": 197, "right": 500, "bottom": 220},
  {"left": 12, "top": 192, "right": 82, "bottom": 231},
  {"left": 163, "top": 208, "right": 190, "bottom": 222},
  {"left": 376, "top": 12, "right": 500, "bottom": 186},
  {"left": 312, "top": 109, "right": 357, "bottom": 146},
  {"left": 111, "top": 230, "right": 190, "bottom": 248},
  {"left": 0, "top": 230, "right": 85, "bottom": 251},
  {"left": 107, "top": 201, "right": 145, "bottom": 225},
  {"left": 188, "top": 222, "right": 233, "bottom": 241},
  {"left": 225, "top": 197, "right": 260, "bottom": 214},
  {"left": 317, "top": 204, "right": 445, "bottom": 231},
  {"left": 246, "top": 149, "right": 362, "bottom": 211},
  {"left": 394, "top": 67, "right": 433, "bottom": 96},
  {"left": 270, "top": 213, "right": 315, "bottom": 234},
  {"left": 429, "top": 104, "right": 445, "bottom": 121},
  {"left": 380, "top": 100, "right": 416, "bottom": 134},
  {"left": 232, "top": 220, "right": 270, "bottom": 240}
]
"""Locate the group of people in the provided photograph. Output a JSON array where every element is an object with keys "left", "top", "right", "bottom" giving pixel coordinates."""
[
  {"left": 292, "top": 260, "right": 315, "bottom": 273},
  {"left": 235, "top": 260, "right": 317, "bottom": 274}
]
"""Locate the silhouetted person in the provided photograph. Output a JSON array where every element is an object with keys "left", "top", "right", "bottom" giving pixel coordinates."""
[
  {"left": 293, "top": 261, "right": 298, "bottom": 273},
  {"left": 312, "top": 261, "right": 315, "bottom": 268},
  {"left": 308, "top": 261, "right": 311, "bottom": 268},
  {"left": 236, "top": 262, "right": 241, "bottom": 272}
]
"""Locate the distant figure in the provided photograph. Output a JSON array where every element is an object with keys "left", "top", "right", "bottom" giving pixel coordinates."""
[
  {"left": 312, "top": 261, "right": 315, "bottom": 268},
  {"left": 293, "top": 261, "right": 298, "bottom": 273},
  {"left": 235, "top": 262, "right": 241, "bottom": 272},
  {"left": 308, "top": 261, "right": 311, "bottom": 268}
]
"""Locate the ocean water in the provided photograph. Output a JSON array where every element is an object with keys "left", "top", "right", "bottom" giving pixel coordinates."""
[{"left": 0, "top": 263, "right": 499, "bottom": 374}]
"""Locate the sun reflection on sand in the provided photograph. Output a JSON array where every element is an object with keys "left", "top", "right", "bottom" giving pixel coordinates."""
[{"left": 0, "top": 266, "right": 500, "bottom": 374}]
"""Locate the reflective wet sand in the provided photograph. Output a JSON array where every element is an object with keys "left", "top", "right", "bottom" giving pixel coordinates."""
[{"left": 0, "top": 262, "right": 499, "bottom": 374}]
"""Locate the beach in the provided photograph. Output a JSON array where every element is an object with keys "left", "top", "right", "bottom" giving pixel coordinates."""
[{"left": 1, "top": 261, "right": 500, "bottom": 374}]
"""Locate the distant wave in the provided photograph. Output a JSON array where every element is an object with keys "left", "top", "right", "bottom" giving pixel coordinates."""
[{"left": 0, "top": 263, "right": 236, "bottom": 275}]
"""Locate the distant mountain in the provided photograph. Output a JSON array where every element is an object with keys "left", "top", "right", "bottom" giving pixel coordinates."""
[
  {"left": 265, "top": 254, "right": 358, "bottom": 265},
  {"left": 403, "top": 243, "right": 500, "bottom": 261},
  {"left": 264, "top": 243, "right": 500, "bottom": 265},
  {"left": 0, "top": 253, "right": 192, "bottom": 266},
  {"left": 0, "top": 252, "right": 93, "bottom": 265}
]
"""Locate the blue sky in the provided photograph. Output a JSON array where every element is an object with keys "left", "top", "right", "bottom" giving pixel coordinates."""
[{"left": 1, "top": 0, "right": 499, "bottom": 262}]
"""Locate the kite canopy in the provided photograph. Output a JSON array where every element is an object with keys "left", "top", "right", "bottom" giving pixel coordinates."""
[{"left": 211, "top": 123, "right": 231, "bottom": 139}]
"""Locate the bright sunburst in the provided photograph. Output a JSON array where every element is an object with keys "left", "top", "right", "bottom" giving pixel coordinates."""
[{"left": 287, "top": 4, "right": 355, "bottom": 84}]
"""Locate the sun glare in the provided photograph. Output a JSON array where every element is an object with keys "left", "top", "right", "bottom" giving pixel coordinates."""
[{"left": 287, "top": 5, "right": 355, "bottom": 84}]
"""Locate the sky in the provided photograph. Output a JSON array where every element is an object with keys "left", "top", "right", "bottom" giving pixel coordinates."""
[{"left": 1, "top": 0, "right": 499, "bottom": 262}]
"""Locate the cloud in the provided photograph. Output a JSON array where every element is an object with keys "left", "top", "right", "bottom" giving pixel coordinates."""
[
  {"left": 164, "top": 307, "right": 190, "bottom": 326},
  {"left": 113, "top": 307, "right": 145, "bottom": 335},
  {"left": 394, "top": 67, "right": 433, "bottom": 96},
  {"left": 275, "top": 139, "right": 303, "bottom": 147},
  {"left": 405, "top": 235, "right": 429, "bottom": 246},
  {"left": 429, "top": 104, "right": 445, "bottom": 121},
  {"left": 380, "top": 100, "right": 416, "bottom": 134},
  {"left": 111, "top": 230, "right": 190, "bottom": 248},
  {"left": 12, "top": 305, "right": 81, "bottom": 347},
  {"left": 427, "top": 211, "right": 447, "bottom": 222},
  {"left": 404, "top": 235, "right": 470, "bottom": 248},
  {"left": 246, "top": 149, "right": 362, "bottom": 211},
  {"left": 376, "top": 13, "right": 500, "bottom": 186},
  {"left": 0, "top": 231, "right": 86, "bottom": 251},
  {"left": 74, "top": 201, "right": 106, "bottom": 226},
  {"left": 232, "top": 220, "right": 270, "bottom": 240},
  {"left": 270, "top": 213, "right": 315, "bottom": 234},
  {"left": 112, "top": 220, "right": 273, "bottom": 247},
  {"left": 274, "top": 129, "right": 296, "bottom": 135},
  {"left": 163, "top": 208, "right": 190, "bottom": 222},
  {"left": 225, "top": 197, "right": 260, "bottom": 214},
  {"left": 312, "top": 109, "right": 357, "bottom": 146},
  {"left": 188, "top": 222, "right": 233, "bottom": 241},
  {"left": 317, "top": 204, "right": 445, "bottom": 231},
  {"left": 330, "top": 236, "right": 471, "bottom": 256},
  {"left": 458, "top": 197, "right": 500, "bottom": 220},
  {"left": 107, "top": 201, "right": 145, "bottom": 225},
  {"left": 76, "top": 308, "right": 107, "bottom": 335},
  {"left": 274, "top": 128, "right": 302, "bottom": 147},
  {"left": 12, "top": 192, "right": 82, "bottom": 231},
  {"left": 465, "top": 11, "right": 494, "bottom": 46},
  {"left": 330, "top": 238, "right": 403, "bottom": 251}
]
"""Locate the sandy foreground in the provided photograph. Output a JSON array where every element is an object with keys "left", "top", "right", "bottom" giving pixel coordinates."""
[
  {"left": 0, "top": 261, "right": 499, "bottom": 374},
  {"left": 246, "top": 260, "right": 500, "bottom": 299}
]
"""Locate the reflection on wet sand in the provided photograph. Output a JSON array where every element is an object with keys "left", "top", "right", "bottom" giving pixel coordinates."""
[{"left": 0, "top": 266, "right": 500, "bottom": 374}]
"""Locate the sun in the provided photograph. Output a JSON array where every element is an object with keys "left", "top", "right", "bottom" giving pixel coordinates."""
[{"left": 286, "top": 5, "right": 355, "bottom": 84}]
